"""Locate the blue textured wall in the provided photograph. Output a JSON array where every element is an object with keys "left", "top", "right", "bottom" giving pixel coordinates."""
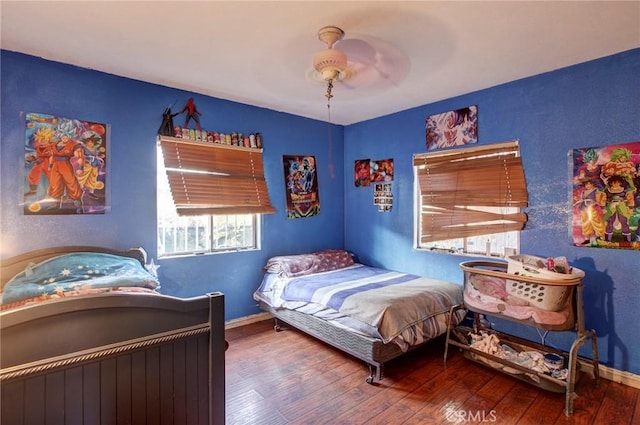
[
  {"left": 0, "top": 50, "right": 345, "bottom": 320},
  {"left": 1, "top": 48, "right": 638, "bottom": 375},
  {"left": 344, "top": 49, "right": 640, "bottom": 374}
]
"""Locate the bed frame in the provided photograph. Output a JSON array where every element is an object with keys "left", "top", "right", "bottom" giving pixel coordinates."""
[
  {"left": 259, "top": 301, "right": 420, "bottom": 384},
  {"left": 1, "top": 246, "right": 225, "bottom": 425}
]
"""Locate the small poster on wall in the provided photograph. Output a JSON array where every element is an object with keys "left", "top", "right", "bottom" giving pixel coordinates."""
[
  {"left": 354, "top": 158, "right": 394, "bottom": 187},
  {"left": 283, "top": 155, "right": 320, "bottom": 219},
  {"left": 571, "top": 141, "right": 640, "bottom": 250},
  {"left": 23, "top": 112, "right": 108, "bottom": 215},
  {"left": 371, "top": 158, "right": 394, "bottom": 183},
  {"left": 373, "top": 183, "right": 393, "bottom": 212},
  {"left": 354, "top": 159, "right": 371, "bottom": 187},
  {"left": 426, "top": 105, "right": 478, "bottom": 150}
]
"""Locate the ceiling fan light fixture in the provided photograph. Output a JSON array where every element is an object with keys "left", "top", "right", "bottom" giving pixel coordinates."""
[
  {"left": 313, "top": 48, "right": 348, "bottom": 81},
  {"left": 312, "top": 26, "right": 349, "bottom": 108}
]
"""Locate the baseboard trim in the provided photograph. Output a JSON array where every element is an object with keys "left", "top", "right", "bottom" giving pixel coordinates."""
[
  {"left": 225, "top": 312, "right": 271, "bottom": 329},
  {"left": 581, "top": 362, "right": 640, "bottom": 389},
  {"left": 224, "top": 313, "right": 640, "bottom": 389}
]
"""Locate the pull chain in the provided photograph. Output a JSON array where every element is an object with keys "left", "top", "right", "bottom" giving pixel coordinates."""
[
  {"left": 325, "top": 79, "right": 334, "bottom": 107},
  {"left": 325, "top": 79, "right": 335, "bottom": 178}
]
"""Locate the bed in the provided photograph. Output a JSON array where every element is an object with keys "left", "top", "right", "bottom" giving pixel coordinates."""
[
  {"left": 0, "top": 245, "right": 225, "bottom": 425},
  {"left": 253, "top": 250, "right": 464, "bottom": 383}
]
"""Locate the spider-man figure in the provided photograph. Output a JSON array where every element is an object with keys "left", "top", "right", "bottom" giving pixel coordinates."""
[{"left": 180, "top": 97, "right": 202, "bottom": 131}]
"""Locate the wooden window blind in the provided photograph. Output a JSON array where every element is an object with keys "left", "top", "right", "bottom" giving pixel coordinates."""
[
  {"left": 413, "top": 140, "right": 528, "bottom": 244},
  {"left": 158, "top": 136, "right": 275, "bottom": 216}
]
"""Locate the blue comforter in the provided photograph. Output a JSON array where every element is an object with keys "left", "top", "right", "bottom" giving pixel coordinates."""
[
  {"left": 1, "top": 252, "right": 159, "bottom": 305},
  {"left": 279, "top": 264, "right": 463, "bottom": 343}
]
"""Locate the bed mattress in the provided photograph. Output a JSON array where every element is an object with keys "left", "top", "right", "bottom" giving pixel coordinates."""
[{"left": 254, "top": 263, "right": 463, "bottom": 351}]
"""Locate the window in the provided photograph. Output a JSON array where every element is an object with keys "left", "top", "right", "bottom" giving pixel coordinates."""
[
  {"left": 157, "top": 136, "right": 274, "bottom": 257},
  {"left": 157, "top": 199, "right": 258, "bottom": 256},
  {"left": 413, "top": 140, "right": 528, "bottom": 257}
]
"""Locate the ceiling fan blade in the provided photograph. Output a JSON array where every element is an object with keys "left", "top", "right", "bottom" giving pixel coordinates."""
[
  {"left": 339, "top": 35, "right": 408, "bottom": 87},
  {"left": 339, "top": 39, "right": 377, "bottom": 65},
  {"left": 337, "top": 79, "right": 357, "bottom": 90}
]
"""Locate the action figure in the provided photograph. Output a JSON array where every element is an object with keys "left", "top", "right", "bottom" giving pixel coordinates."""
[
  {"left": 180, "top": 97, "right": 202, "bottom": 131},
  {"left": 158, "top": 107, "right": 179, "bottom": 136}
]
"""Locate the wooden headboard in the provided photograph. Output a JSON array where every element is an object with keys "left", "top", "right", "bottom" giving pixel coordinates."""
[{"left": 0, "top": 246, "right": 148, "bottom": 289}]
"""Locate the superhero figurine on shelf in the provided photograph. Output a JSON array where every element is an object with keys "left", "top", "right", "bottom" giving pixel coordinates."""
[
  {"left": 158, "top": 106, "right": 178, "bottom": 136},
  {"left": 180, "top": 97, "right": 202, "bottom": 131}
]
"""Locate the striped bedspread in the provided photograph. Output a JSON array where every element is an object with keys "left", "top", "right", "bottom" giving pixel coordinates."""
[{"left": 280, "top": 264, "right": 462, "bottom": 343}]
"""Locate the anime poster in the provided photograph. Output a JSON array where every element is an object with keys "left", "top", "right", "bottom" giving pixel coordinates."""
[
  {"left": 354, "top": 158, "right": 394, "bottom": 187},
  {"left": 354, "top": 159, "right": 371, "bottom": 187},
  {"left": 426, "top": 105, "right": 478, "bottom": 150},
  {"left": 571, "top": 141, "right": 640, "bottom": 250},
  {"left": 23, "top": 113, "right": 108, "bottom": 215},
  {"left": 283, "top": 155, "right": 320, "bottom": 219},
  {"left": 371, "top": 158, "right": 394, "bottom": 182}
]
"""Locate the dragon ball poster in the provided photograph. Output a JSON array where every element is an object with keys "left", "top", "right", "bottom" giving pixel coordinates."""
[
  {"left": 426, "top": 105, "right": 478, "bottom": 150},
  {"left": 24, "top": 113, "right": 108, "bottom": 215},
  {"left": 283, "top": 155, "right": 320, "bottom": 219},
  {"left": 571, "top": 141, "right": 640, "bottom": 250}
]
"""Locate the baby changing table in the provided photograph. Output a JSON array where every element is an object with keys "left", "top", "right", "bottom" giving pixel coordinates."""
[{"left": 444, "top": 260, "right": 600, "bottom": 416}]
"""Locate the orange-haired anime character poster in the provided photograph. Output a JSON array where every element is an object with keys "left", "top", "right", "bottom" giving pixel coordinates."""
[
  {"left": 23, "top": 113, "right": 108, "bottom": 215},
  {"left": 283, "top": 155, "right": 320, "bottom": 219},
  {"left": 571, "top": 141, "right": 640, "bottom": 250}
]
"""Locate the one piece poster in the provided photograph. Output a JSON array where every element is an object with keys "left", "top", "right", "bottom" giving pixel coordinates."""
[
  {"left": 426, "top": 105, "right": 478, "bottom": 150},
  {"left": 283, "top": 155, "right": 320, "bottom": 219},
  {"left": 24, "top": 113, "right": 108, "bottom": 215},
  {"left": 571, "top": 141, "right": 640, "bottom": 250}
]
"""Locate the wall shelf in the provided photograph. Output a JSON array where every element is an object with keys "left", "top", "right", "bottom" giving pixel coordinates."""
[{"left": 157, "top": 135, "right": 263, "bottom": 153}]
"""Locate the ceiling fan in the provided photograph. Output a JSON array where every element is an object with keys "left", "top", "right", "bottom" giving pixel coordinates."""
[
  {"left": 311, "top": 26, "right": 350, "bottom": 102},
  {"left": 309, "top": 25, "right": 409, "bottom": 102}
]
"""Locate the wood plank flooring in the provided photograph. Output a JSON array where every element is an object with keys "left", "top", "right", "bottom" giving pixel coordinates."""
[{"left": 225, "top": 320, "right": 639, "bottom": 425}]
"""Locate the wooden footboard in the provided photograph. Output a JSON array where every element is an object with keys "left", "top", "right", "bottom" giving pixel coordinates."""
[{"left": 1, "top": 292, "right": 225, "bottom": 425}]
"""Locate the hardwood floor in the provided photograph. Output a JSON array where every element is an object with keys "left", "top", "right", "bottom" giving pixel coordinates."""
[{"left": 225, "top": 320, "right": 639, "bottom": 425}]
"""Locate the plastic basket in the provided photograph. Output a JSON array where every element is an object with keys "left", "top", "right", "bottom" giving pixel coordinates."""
[{"left": 506, "top": 255, "right": 584, "bottom": 311}]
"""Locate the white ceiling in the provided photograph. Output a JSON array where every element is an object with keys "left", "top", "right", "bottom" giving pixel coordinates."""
[{"left": 1, "top": 1, "right": 639, "bottom": 125}]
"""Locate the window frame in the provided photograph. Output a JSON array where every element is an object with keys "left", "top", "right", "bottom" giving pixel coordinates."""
[
  {"left": 157, "top": 145, "right": 261, "bottom": 258},
  {"left": 412, "top": 140, "right": 527, "bottom": 257}
]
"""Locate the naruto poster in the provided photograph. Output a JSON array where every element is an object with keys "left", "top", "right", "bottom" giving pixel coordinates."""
[
  {"left": 283, "top": 155, "right": 320, "bottom": 219},
  {"left": 24, "top": 113, "right": 108, "bottom": 215}
]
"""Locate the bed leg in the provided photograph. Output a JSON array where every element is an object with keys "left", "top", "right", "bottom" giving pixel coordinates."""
[
  {"left": 274, "top": 318, "right": 282, "bottom": 332},
  {"left": 366, "top": 363, "right": 383, "bottom": 384}
]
